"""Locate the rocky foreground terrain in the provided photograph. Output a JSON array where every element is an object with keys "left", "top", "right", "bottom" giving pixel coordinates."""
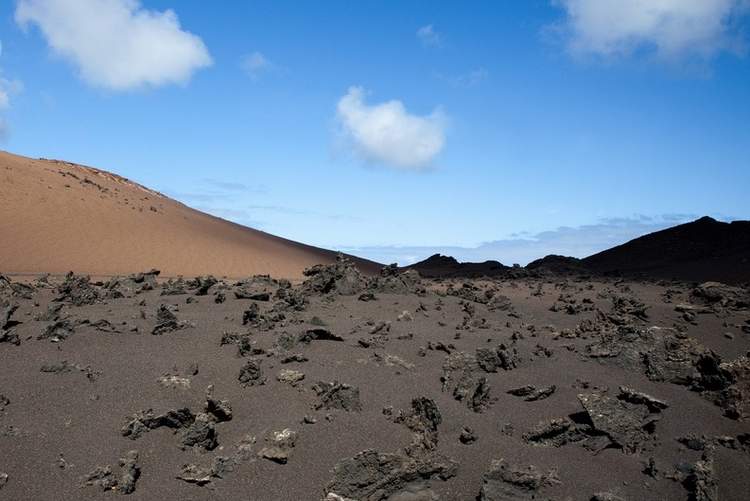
[{"left": 1, "top": 257, "right": 749, "bottom": 500}]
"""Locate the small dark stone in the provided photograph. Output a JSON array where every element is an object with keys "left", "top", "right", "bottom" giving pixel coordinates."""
[
  {"left": 313, "top": 381, "right": 362, "bottom": 412},
  {"left": 180, "top": 413, "right": 218, "bottom": 451},
  {"left": 459, "top": 427, "right": 478, "bottom": 444},
  {"left": 238, "top": 359, "right": 266, "bottom": 387},
  {"left": 118, "top": 450, "right": 140, "bottom": 494}
]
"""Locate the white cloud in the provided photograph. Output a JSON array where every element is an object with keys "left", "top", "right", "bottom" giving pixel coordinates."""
[
  {"left": 336, "top": 86, "right": 447, "bottom": 170},
  {"left": 241, "top": 51, "right": 272, "bottom": 79},
  {"left": 15, "top": 0, "right": 212, "bottom": 90},
  {"left": 417, "top": 24, "right": 442, "bottom": 47},
  {"left": 554, "top": 0, "right": 748, "bottom": 58}
]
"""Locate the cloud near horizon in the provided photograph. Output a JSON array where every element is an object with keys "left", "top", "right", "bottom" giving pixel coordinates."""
[
  {"left": 338, "top": 214, "right": 703, "bottom": 266},
  {"left": 15, "top": 0, "right": 212, "bottom": 90},
  {"left": 336, "top": 86, "right": 447, "bottom": 169},
  {"left": 554, "top": 0, "right": 749, "bottom": 59}
]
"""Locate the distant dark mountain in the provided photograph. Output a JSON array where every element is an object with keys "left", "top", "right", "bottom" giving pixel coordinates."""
[
  {"left": 525, "top": 255, "right": 587, "bottom": 275},
  {"left": 580, "top": 216, "right": 750, "bottom": 284},
  {"left": 405, "top": 254, "right": 509, "bottom": 278},
  {"left": 404, "top": 217, "right": 750, "bottom": 284}
]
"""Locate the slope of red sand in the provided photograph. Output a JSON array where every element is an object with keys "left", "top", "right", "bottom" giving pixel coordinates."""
[{"left": 0, "top": 151, "right": 380, "bottom": 279}]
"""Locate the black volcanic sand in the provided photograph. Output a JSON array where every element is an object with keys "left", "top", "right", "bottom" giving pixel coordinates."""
[{"left": 1, "top": 262, "right": 749, "bottom": 500}]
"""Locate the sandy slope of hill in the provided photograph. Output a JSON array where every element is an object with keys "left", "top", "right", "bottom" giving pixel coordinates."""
[{"left": 0, "top": 151, "right": 379, "bottom": 279}]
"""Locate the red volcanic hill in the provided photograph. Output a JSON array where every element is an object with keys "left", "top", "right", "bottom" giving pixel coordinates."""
[{"left": 0, "top": 151, "right": 380, "bottom": 279}]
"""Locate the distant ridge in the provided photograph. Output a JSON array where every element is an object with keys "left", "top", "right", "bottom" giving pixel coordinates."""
[
  {"left": 525, "top": 254, "right": 588, "bottom": 275},
  {"left": 406, "top": 217, "right": 750, "bottom": 284},
  {"left": 580, "top": 216, "right": 750, "bottom": 283},
  {"left": 406, "top": 254, "right": 509, "bottom": 279}
]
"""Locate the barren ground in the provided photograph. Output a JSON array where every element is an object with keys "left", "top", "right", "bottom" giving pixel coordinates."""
[{"left": 1, "top": 262, "right": 748, "bottom": 500}]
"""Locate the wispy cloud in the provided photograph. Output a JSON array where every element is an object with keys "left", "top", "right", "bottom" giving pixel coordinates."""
[
  {"left": 164, "top": 181, "right": 360, "bottom": 237},
  {"left": 201, "top": 178, "right": 265, "bottom": 193},
  {"left": 551, "top": 0, "right": 749, "bottom": 60},
  {"left": 0, "top": 74, "right": 23, "bottom": 110},
  {"left": 417, "top": 24, "right": 443, "bottom": 47},
  {"left": 165, "top": 177, "right": 265, "bottom": 205},
  {"left": 192, "top": 205, "right": 266, "bottom": 229},
  {"left": 15, "top": 0, "right": 212, "bottom": 90},
  {"left": 246, "top": 204, "right": 361, "bottom": 222},
  {"left": 340, "top": 214, "right": 707, "bottom": 266},
  {"left": 240, "top": 51, "right": 274, "bottom": 80},
  {"left": 436, "top": 67, "right": 489, "bottom": 88},
  {"left": 336, "top": 86, "right": 447, "bottom": 170}
]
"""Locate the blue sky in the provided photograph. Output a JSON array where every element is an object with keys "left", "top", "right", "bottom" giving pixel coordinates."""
[{"left": 1, "top": 0, "right": 749, "bottom": 264}]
